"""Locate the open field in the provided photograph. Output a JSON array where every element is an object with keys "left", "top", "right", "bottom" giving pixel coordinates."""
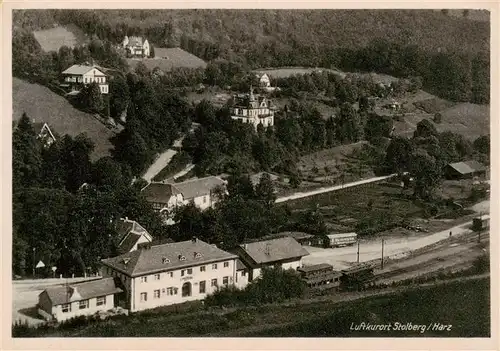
[
  {"left": 284, "top": 179, "right": 486, "bottom": 234},
  {"left": 237, "top": 277, "right": 489, "bottom": 337},
  {"left": 13, "top": 78, "right": 116, "bottom": 160},
  {"left": 33, "top": 25, "right": 88, "bottom": 52},
  {"left": 127, "top": 48, "right": 206, "bottom": 72},
  {"left": 297, "top": 141, "right": 374, "bottom": 182}
]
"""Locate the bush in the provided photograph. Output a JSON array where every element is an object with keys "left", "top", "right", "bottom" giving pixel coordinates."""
[{"left": 205, "top": 267, "right": 306, "bottom": 308}]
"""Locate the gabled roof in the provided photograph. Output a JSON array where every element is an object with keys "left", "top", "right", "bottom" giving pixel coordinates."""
[
  {"left": 61, "top": 65, "right": 106, "bottom": 76},
  {"left": 173, "top": 176, "right": 226, "bottom": 200},
  {"left": 116, "top": 218, "right": 153, "bottom": 254},
  {"left": 32, "top": 122, "right": 56, "bottom": 141},
  {"left": 236, "top": 259, "right": 247, "bottom": 271},
  {"left": 101, "top": 238, "right": 237, "bottom": 277},
  {"left": 40, "top": 277, "right": 122, "bottom": 306},
  {"left": 447, "top": 160, "right": 486, "bottom": 175},
  {"left": 238, "top": 237, "right": 309, "bottom": 265},
  {"left": 128, "top": 36, "right": 144, "bottom": 47},
  {"left": 141, "top": 182, "right": 181, "bottom": 204},
  {"left": 142, "top": 176, "right": 226, "bottom": 204}
]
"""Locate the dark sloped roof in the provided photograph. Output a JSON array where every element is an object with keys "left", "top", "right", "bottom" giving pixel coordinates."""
[
  {"left": 236, "top": 259, "right": 247, "bottom": 271},
  {"left": 173, "top": 176, "right": 226, "bottom": 200},
  {"left": 116, "top": 218, "right": 150, "bottom": 241},
  {"left": 239, "top": 237, "right": 309, "bottom": 265},
  {"left": 448, "top": 160, "right": 486, "bottom": 174},
  {"left": 101, "top": 239, "right": 237, "bottom": 277},
  {"left": 298, "top": 263, "right": 333, "bottom": 273},
  {"left": 141, "top": 182, "right": 179, "bottom": 204},
  {"left": 118, "top": 233, "right": 142, "bottom": 254},
  {"left": 41, "top": 277, "right": 122, "bottom": 306}
]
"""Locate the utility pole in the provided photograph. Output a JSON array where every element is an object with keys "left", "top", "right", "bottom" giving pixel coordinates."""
[
  {"left": 32, "top": 247, "right": 36, "bottom": 278},
  {"left": 381, "top": 239, "right": 385, "bottom": 269},
  {"left": 357, "top": 240, "right": 360, "bottom": 263}
]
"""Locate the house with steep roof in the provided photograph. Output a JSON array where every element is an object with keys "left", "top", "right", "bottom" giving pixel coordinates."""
[
  {"left": 255, "top": 73, "right": 271, "bottom": 88},
  {"left": 31, "top": 121, "right": 56, "bottom": 147},
  {"left": 230, "top": 88, "right": 275, "bottom": 130},
  {"left": 37, "top": 277, "right": 123, "bottom": 322},
  {"left": 122, "top": 36, "right": 150, "bottom": 57},
  {"left": 115, "top": 218, "right": 153, "bottom": 254},
  {"left": 100, "top": 238, "right": 238, "bottom": 312},
  {"left": 60, "top": 64, "right": 109, "bottom": 95},
  {"left": 232, "top": 237, "right": 309, "bottom": 283},
  {"left": 141, "top": 176, "right": 227, "bottom": 214},
  {"left": 444, "top": 160, "right": 487, "bottom": 180}
]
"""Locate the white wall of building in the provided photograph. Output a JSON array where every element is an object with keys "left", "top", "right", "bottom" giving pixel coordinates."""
[
  {"left": 104, "top": 259, "right": 237, "bottom": 312},
  {"left": 51, "top": 295, "right": 115, "bottom": 322}
]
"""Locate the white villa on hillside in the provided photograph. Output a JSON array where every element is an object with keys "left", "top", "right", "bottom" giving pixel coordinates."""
[
  {"left": 122, "top": 36, "right": 150, "bottom": 58},
  {"left": 141, "top": 176, "right": 227, "bottom": 214},
  {"left": 100, "top": 238, "right": 238, "bottom": 312},
  {"left": 232, "top": 237, "right": 309, "bottom": 284},
  {"left": 230, "top": 88, "right": 275, "bottom": 130},
  {"left": 60, "top": 64, "right": 109, "bottom": 94}
]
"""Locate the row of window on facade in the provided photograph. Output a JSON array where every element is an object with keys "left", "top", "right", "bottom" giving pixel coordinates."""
[
  {"left": 66, "top": 76, "right": 106, "bottom": 84},
  {"left": 61, "top": 296, "right": 106, "bottom": 313},
  {"left": 139, "top": 277, "right": 231, "bottom": 301},
  {"left": 107, "top": 261, "right": 231, "bottom": 283}
]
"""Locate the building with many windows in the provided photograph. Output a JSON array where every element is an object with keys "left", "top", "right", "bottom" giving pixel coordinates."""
[
  {"left": 37, "top": 278, "right": 123, "bottom": 322},
  {"left": 100, "top": 238, "right": 238, "bottom": 312},
  {"left": 141, "top": 176, "right": 227, "bottom": 214},
  {"left": 60, "top": 64, "right": 109, "bottom": 95},
  {"left": 230, "top": 88, "right": 275, "bottom": 129}
]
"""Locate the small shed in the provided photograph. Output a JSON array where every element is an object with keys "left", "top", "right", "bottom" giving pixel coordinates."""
[{"left": 444, "top": 160, "right": 486, "bottom": 180}]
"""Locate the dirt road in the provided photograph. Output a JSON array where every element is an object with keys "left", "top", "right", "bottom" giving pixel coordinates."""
[
  {"left": 275, "top": 174, "right": 397, "bottom": 203},
  {"left": 141, "top": 149, "right": 178, "bottom": 183},
  {"left": 303, "top": 214, "right": 489, "bottom": 270}
]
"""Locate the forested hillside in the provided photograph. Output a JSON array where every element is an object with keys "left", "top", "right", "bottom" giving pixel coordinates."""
[{"left": 13, "top": 9, "right": 490, "bottom": 104}]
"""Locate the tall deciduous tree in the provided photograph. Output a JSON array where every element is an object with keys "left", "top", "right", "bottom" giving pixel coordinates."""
[
  {"left": 385, "top": 137, "right": 414, "bottom": 174},
  {"left": 255, "top": 172, "right": 276, "bottom": 208}
]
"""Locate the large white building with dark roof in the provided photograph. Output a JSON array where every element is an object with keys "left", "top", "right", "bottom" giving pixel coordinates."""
[
  {"left": 60, "top": 64, "right": 109, "bottom": 94},
  {"left": 100, "top": 238, "right": 238, "bottom": 312},
  {"left": 230, "top": 88, "right": 275, "bottom": 130}
]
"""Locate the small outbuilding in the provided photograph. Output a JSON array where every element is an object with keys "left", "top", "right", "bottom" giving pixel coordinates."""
[
  {"left": 444, "top": 160, "right": 486, "bottom": 180},
  {"left": 37, "top": 277, "right": 123, "bottom": 322}
]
